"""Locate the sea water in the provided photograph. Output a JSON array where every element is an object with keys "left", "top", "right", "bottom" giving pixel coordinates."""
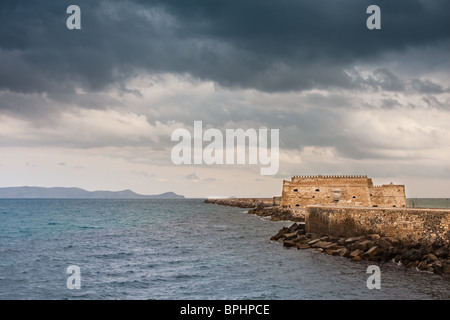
[{"left": 0, "top": 199, "right": 449, "bottom": 300}]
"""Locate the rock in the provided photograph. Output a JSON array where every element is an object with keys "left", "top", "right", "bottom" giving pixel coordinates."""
[
  {"left": 380, "top": 247, "right": 396, "bottom": 262},
  {"left": 401, "top": 248, "right": 422, "bottom": 263},
  {"left": 323, "top": 243, "right": 338, "bottom": 250},
  {"left": 352, "top": 255, "right": 362, "bottom": 261},
  {"left": 337, "top": 248, "right": 350, "bottom": 257},
  {"left": 375, "top": 238, "right": 392, "bottom": 250},
  {"left": 354, "top": 240, "right": 374, "bottom": 252},
  {"left": 350, "top": 249, "right": 363, "bottom": 257},
  {"left": 297, "top": 222, "right": 306, "bottom": 230},
  {"left": 384, "top": 237, "right": 400, "bottom": 246},
  {"left": 283, "top": 240, "right": 297, "bottom": 248},
  {"left": 418, "top": 245, "right": 433, "bottom": 256},
  {"left": 270, "top": 229, "right": 286, "bottom": 241},
  {"left": 434, "top": 247, "right": 449, "bottom": 259},
  {"left": 362, "top": 246, "right": 381, "bottom": 260},
  {"left": 287, "top": 223, "right": 299, "bottom": 233},
  {"left": 311, "top": 241, "right": 333, "bottom": 249},
  {"left": 424, "top": 253, "right": 438, "bottom": 263},
  {"left": 327, "top": 236, "right": 340, "bottom": 243},
  {"left": 393, "top": 255, "right": 402, "bottom": 263},
  {"left": 296, "top": 229, "right": 306, "bottom": 235},
  {"left": 417, "top": 260, "right": 428, "bottom": 270},
  {"left": 345, "top": 236, "right": 366, "bottom": 244},
  {"left": 435, "top": 263, "right": 450, "bottom": 275},
  {"left": 366, "top": 234, "right": 381, "bottom": 241},
  {"left": 308, "top": 238, "right": 322, "bottom": 246},
  {"left": 430, "top": 260, "right": 442, "bottom": 269},
  {"left": 296, "top": 243, "right": 310, "bottom": 250},
  {"left": 283, "top": 232, "right": 298, "bottom": 240},
  {"left": 329, "top": 249, "right": 343, "bottom": 256}
]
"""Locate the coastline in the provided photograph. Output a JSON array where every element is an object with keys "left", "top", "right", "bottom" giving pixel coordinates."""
[{"left": 204, "top": 198, "right": 450, "bottom": 276}]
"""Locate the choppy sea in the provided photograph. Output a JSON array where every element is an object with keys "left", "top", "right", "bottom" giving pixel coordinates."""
[{"left": 0, "top": 199, "right": 449, "bottom": 300}]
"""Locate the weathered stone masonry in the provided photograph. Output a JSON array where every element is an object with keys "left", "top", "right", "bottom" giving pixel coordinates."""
[
  {"left": 281, "top": 175, "right": 406, "bottom": 209},
  {"left": 305, "top": 206, "right": 450, "bottom": 244}
]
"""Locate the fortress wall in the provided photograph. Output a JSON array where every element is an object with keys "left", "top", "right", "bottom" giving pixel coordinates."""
[
  {"left": 281, "top": 176, "right": 373, "bottom": 208},
  {"left": 281, "top": 175, "right": 407, "bottom": 209},
  {"left": 305, "top": 205, "right": 450, "bottom": 244},
  {"left": 371, "top": 184, "right": 407, "bottom": 208}
]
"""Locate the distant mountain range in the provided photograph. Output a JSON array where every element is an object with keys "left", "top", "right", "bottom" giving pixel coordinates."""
[{"left": 0, "top": 187, "right": 185, "bottom": 199}]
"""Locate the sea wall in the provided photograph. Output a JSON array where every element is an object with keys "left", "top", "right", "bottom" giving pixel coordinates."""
[
  {"left": 204, "top": 197, "right": 277, "bottom": 208},
  {"left": 305, "top": 205, "right": 450, "bottom": 245}
]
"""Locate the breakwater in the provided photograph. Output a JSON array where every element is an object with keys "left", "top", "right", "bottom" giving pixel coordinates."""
[
  {"left": 204, "top": 198, "right": 275, "bottom": 208},
  {"left": 271, "top": 222, "right": 450, "bottom": 275},
  {"left": 205, "top": 198, "right": 450, "bottom": 275},
  {"left": 276, "top": 205, "right": 450, "bottom": 275},
  {"left": 204, "top": 198, "right": 303, "bottom": 222}
]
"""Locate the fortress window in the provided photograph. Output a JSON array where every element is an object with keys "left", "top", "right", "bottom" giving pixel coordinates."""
[
  {"left": 295, "top": 204, "right": 300, "bottom": 207},
  {"left": 315, "top": 189, "right": 320, "bottom": 192},
  {"left": 393, "top": 205, "right": 396, "bottom": 208},
  {"left": 293, "top": 189, "right": 298, "bottom": 192},
  {"left": 312, "top": 196, "right": 315, "bottom": 198},
  {"left": 352, "top": 196, "right": 356, "bottom": 199},
  {"left": 373, "top": 205, "right": 378, "bottom": 207}
]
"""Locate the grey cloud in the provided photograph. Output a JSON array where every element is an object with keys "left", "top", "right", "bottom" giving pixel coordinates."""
[
  {"left": 185, "top": 172, "right": 200, "bottom": 180},
  {"left": 0, "top": 0, "right": 449, "bottom": 97},
  {"left": 409, "top": 79, "right": 448, "bottom": 94},
  {"left": 0, "top": 0, "right": 448, "bottom": 168},
  {"left": 380, "top": 98, "right": 402, "bottom": 109},
  {"left": 422, "top": 96, "right": 448, "bottom": 110}
]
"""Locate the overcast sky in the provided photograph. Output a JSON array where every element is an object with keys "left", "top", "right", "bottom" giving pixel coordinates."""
[{"left": 0, "top": 0, "right": 449, "bottom": 198}]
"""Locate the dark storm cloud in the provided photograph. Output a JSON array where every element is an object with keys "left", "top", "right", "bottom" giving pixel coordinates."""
[{"left": 0, "top": 0, "right": 449, "bottom": 97}]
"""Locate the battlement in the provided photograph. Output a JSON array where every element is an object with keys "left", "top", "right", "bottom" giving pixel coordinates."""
[
  {"left": 292, "top": 175, "right": 368, "bottom": 180},
  {"left": 290, "top": 175, "right": 372, "bottom": 187}
]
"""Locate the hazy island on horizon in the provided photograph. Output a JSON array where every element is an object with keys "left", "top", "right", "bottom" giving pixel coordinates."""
[{"left": 0, "top": 186, "right": 185, "bottom": 199}]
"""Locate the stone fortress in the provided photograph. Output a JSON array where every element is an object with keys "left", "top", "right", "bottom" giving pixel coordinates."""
[
  {"left": 204, "top": 173, "right": 449, "bottom": 273},
  {"left": 281, "top": 175, "right": 406, "bottom": 209}
]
